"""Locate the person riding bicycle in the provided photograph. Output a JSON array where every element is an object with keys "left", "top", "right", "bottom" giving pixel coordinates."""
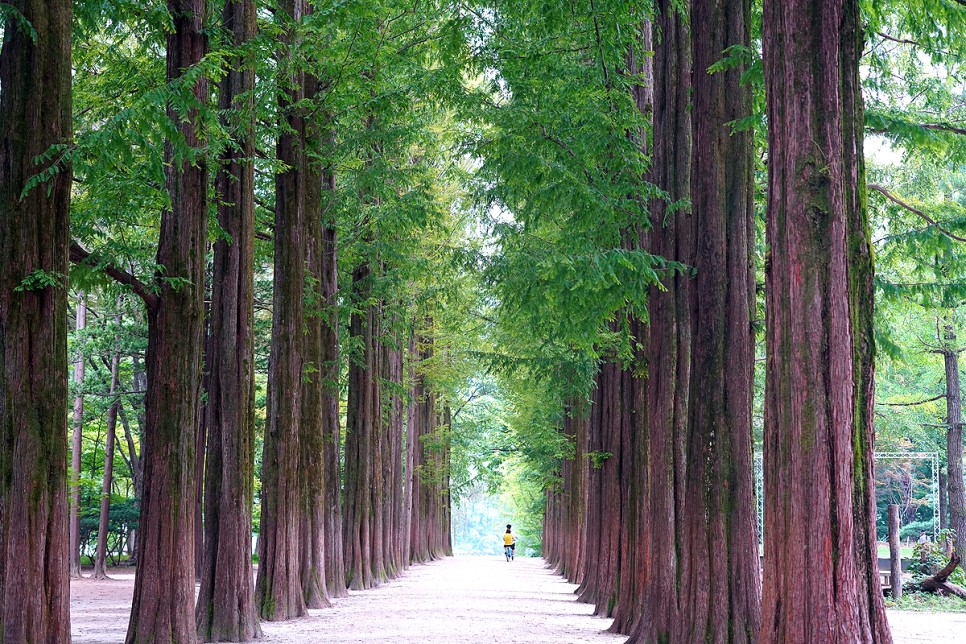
[{"left": 503, "top": 524, "right": 516, "bottom": 560}]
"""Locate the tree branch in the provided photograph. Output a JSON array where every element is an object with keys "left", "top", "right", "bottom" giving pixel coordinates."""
[
  {"left": 868, "top": 184, "right": 966, "bottom": 243},
  {"left": 921, "top": 122, "right": 966, "bottom": 136},
  {"left": 877, "top": 32, "right": 919, "bottom": 46},
  {"left": 879, "top": 393, "right": 946, "bottom": 407},
  {"left": 70, "top": 242, "right": 158, "bottom": 310}
]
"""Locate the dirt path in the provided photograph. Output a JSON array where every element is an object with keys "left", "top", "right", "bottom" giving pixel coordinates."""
[{"left": 71, "top": 556, "right": 966, "bottom": 643}]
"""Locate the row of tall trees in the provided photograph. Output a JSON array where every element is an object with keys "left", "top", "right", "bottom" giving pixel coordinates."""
[
  {"left": 2, "top": 0, "right": 461, "bottom": 641},
  {"left": 537, "top": 0, "right": 954, "bottom": 641}
]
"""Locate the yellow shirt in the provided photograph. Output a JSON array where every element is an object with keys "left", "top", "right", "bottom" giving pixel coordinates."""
[{"left": 503, "top": 533, "right": 514, "bottom": 546}]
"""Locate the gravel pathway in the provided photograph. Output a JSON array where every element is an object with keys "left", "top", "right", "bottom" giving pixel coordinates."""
[{"left": 70, "top": 556, "right": 966, "bottom": 642}]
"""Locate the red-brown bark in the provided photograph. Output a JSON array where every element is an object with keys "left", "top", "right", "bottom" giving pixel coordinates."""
[
  {"left": 126, "top": 1, "right": 209, "bottom": 640},
  {"left": 321, "top": 214, "right": 347, "bottom": 598},
  {"left": 631, "top": 3, "right": 693, "bottom": 640},
  {"left": 344, "top": 264, "right": 380, "bottom": 589},
  {"left": 299, "top": 54, "right": 332, "bottom": 609},
  {"left": 408, "top": 334, "right": 451, "bottom": 563},
  {"left": 761, "top": 1, "right": 891, "bottom": 641},
  {"left": 255, "top": 0, "right": 308, "bottom": 621},
  {"left": 0, "top": 1, "right": 73, "bottom": 639},
  {"left": 672, "top": 0, "right": 761, "bottom": 640},
  {"left": 196, "top": 0, "right": 261, "bottom": 638}
]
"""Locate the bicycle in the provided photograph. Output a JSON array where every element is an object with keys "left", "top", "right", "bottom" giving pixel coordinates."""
[{"left": 504, "top": 544, "right": 514, "bottom": 561}]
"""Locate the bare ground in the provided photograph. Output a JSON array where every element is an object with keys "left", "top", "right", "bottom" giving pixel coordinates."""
[{"left": 71, "top": 557, "right": 966, "bottom": 643}]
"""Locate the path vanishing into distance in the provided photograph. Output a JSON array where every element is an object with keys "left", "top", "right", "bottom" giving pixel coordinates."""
[{"left": 71, "top": 556, "right": 966, "bottom": 643}]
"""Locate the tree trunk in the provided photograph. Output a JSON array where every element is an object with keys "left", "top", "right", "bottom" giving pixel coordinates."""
[
  {"left": 70, "top": 296, "right": 88, "bottom": 578},
  {"left": 761, "top": 1, "right": 891, "bottom": 641},
  {"left": 344, "top": 265, "right": 381, "bottom": 588},
  {"left": 126, "top": 2, "right": 209, "bottom": 640},
  {"left": 940, "top": 467, "right": 949, "bottom": 531},
  {"left": 255, "top": 0, "right": 308, "bottom": 622},
  {"left": 942, "top": 322, "right": 966, "bottom": 561},
  {"left": 195, "top": 0, "right": 262, "bottom": 639},
  {"left": 299, "top": 59, "right": 332, "bottom": 608},
  {"left": 93, "top": 351, "right": 122, "bottom": 580},
  {"left": 321, "top": 205, "right": 347, "bottom": 598},
  {"left": 888, "top": 505, "right": 902, "bottom": 600},
  {"left": 0, "top": 0, "right": 73, "bottom": 639},
  {"left": 672, "top": 0, "right": 762, "bottom": 640},
  {"left": 632, "top": 2, "right": 693, "bottom": 640},
  {"left": 608, "top": 29, "right": 652, "bottom": 634},
  {"left": 195, "top": 305, "right": 210, "bottom": 583}
]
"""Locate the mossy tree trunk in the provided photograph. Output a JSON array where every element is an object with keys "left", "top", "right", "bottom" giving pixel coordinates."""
[
  {"left": 344, "top": 262, "right": 381, "bottom": 588},
  {"left": 673, "top": 0, "right": 762, "bottom": 640},
  {"left": 761, "top": 0, "right": 891, "bottom": 640},
  {"left": 125, "top": 1, "right": 209, "bottom": 640},
  {"left": 632, "top": 3, "right": 693, "bottom": 640},
  {"left": 195, "top": 0, "right": 261, "bottom": 639},
  {"left": 0, "top": 0, "right": 72, "bottom": 639},
  {"left": 321, "top": 200, "right": 347, "bottom": 598},
  {"left": 299, "top": 54, "right": 332, "bottom": 608},
  {"left": 255, "top": 0, "right": 308, "bottom": 622}
]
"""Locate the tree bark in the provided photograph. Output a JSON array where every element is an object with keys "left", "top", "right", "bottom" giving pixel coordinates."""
[
  {"left": 299, "top": 57, "right": 332, "bottom": 608},
  {"left": 672, "top": 0, "right": 762, "bottom": 640},
  {"left": 321, "top": 207, "right": 347, "bottom": 598},
  {"left": 71, "top": 296, "right": 88, "bottom": 578},
  {"left": 608, "top": 28, "right": 652, "bottom": 635},
  {"left": 761, "top": 0, "right": 891, "bottom": 641},
  {"left": 344, "top": 265, "right": 381, "bottom": 588},
  {"left": 255, "top": 0, "right": 308, "bottom": 622},
  {"left": 0, "top": 0, "right": 73, "bottom": 639},
  {"left": 126, "top": 1, "right": 209, "bottom": 640},
  {"left": 940, "top": 467, "right": 949, "bottom": 531},
  {"left": 631, "top": 2, "right": 693, "bottom": 640},
  {"left": 888, "top": 505, "right": 902, "bottom": 600},
  {"left": 93, "top": 351, "right": 122, "bottom": 580},
  {"left": 195, "top": 0, "right": 262, "bottom": 639},
  {"left": 942, "top": 321, "right": 966, "bottom": 561}
]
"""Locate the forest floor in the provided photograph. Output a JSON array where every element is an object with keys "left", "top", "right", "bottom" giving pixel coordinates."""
[{"left": 71, "top": 556, "right": 966, "bottom": 643}]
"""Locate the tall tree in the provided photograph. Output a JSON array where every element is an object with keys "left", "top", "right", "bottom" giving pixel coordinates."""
[
  {"left": 255, "top": 0, "right": 309, "bottom": 621},
  {"left": 633, "top": 2, "right": 693, "bottom": 640},
  {"left": 125, "top": 0, "right": 210, "bottom": 639},
  {"left": 196, "top": 0, "right": 261, "bottom": 639},
  {"left": 70, "top": 295, "right": 88, "bottom": 578},
  {"left": 299, "top": 53, "right": 332, "bottom": 608},
  {"left": 320, "top": 191, "right": 346, "bottom": 598},
  {"left": 940, "top": 319, "right": 966, "bottom": 559},
  {"left": 344, "top": 264, "right": 382, "bottom": 588},
  {"left": 761, "top": 0, "right": 892, "bottom": 641},
  {"left": 0, "top": 0, "right": 73, "bottom": 639},
  {"left": 675, "top": 0, "right": 761, "bottom": 639}
]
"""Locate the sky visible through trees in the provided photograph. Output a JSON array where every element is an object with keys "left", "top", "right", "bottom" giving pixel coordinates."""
[{"left": 2, "top": 0, "right": 966, "bottom": 642}]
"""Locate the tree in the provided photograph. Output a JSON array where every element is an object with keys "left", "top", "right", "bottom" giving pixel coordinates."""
[
  {"left": 671, "top": 0, "right": 762, "bottom": 640},
  {"left": 299, "top": 50, "right": 332, "bottom": 608},
  {"left": 633, "top": 2, "right": 693, "bottom": 639},
  {"left": 123, "top": 1, "right": 210, "bottom": 639},
  {"left": 255, "top": 0, "right": 309, "bottom": 621},
  {"left": 761, "top": 0, "right": 891, "bottom": 640},
  {"left": 195, "top": 0, "right": 261, "bottom": 639},
  {"left": 0, "top": 0, "right": 73, "bottom": 639}
]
